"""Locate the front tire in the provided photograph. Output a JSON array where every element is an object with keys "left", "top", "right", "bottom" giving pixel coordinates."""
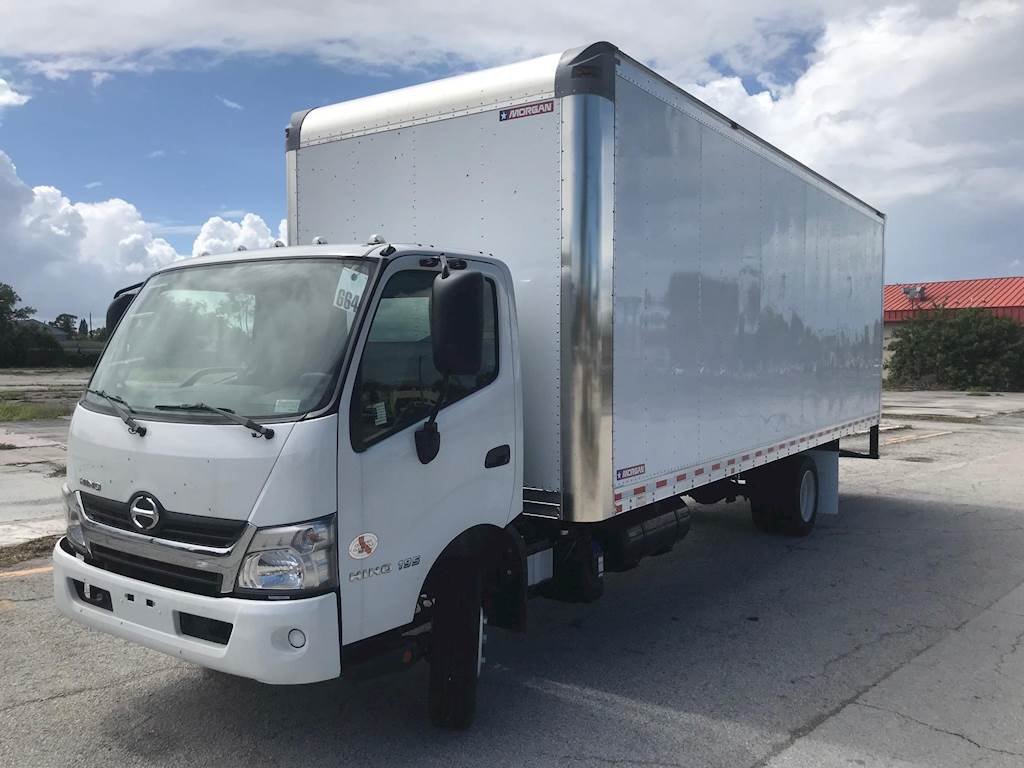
[{"left": 428, "top": 561, "right": 483, "bottom": 729}]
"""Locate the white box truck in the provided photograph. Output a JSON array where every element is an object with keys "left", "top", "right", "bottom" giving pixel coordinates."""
[{"left": 53, "top": 42, "right": 884, "bottom": 728}]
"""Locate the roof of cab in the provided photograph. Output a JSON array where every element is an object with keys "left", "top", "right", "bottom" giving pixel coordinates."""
[{"left": 152, "top": 243, "right": 499, "bottom": 274}]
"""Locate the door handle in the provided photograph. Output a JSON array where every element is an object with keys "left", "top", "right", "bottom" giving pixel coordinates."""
[{"left": 484, "top": 444, "right": 510, "bottom": 468}]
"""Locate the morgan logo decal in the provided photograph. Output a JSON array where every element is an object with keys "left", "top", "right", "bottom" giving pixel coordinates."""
[
  {"left": 615, "top": 463, "right": 646, "bottom": 482},
  {"left": 499, "top": 100, "right": 554, "bottom": 122},
  {"left": 348, "top": 533, "right": 378, "bottom": 560}
]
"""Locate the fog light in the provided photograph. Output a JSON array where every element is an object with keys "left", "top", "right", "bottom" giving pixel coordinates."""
[{"left": 288, "top": 629, "right": 306, "bottom": 648}]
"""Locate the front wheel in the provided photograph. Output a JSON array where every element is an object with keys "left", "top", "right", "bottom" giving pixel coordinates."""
[{"left": 427, "top": 561, "right": 484, "bottom": 729}]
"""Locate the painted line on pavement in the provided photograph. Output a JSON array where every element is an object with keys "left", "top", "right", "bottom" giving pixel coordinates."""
[
  {"left": 884, "top": 431, "right": 954, "bottom": 446},
  {"left": 0, "top": 565, "right": 53, "bottom": 579}
]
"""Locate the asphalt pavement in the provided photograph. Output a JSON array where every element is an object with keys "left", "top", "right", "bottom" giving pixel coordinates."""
[{"left": 2, "top": 406, "right": 1024, "bottom": 766}]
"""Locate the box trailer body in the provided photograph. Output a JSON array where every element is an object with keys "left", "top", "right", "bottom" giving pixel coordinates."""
[
  {"left": 287, "top": 42, "right": 885, "bottom": 523},
  {"left": 53, "top": 42, "right": 884, "bottom": 729}
]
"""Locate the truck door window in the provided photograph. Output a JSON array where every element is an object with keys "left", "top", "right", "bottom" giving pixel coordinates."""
[{"left": 351, "top": 269, "right": 498, "bottom": 450}]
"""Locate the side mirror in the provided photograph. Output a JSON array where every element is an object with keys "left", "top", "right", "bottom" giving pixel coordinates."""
[
  {"left": 430, "top": 269, "right": 484, "bottom": 376},
  {"left": 415, "top": 269, "right": 485, "bottom": 465},
  {"left": 105, "top": 290, "right": 138, "bottom": 333}
]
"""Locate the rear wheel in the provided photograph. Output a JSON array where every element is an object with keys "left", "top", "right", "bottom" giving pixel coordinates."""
[
  {"left": 428, "top": 561, "right": 484, "bottom": 729},
  {"left": 781, "top": 456, "right": 818, "bottom": 537}
]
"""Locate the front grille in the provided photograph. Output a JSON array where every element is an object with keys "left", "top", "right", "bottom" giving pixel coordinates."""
[
  {"left": 88, "top": 544, "right": 223, "bottom": 597},
  {"left": 80, "top": 492, "right": 247, "bottom": 548}
]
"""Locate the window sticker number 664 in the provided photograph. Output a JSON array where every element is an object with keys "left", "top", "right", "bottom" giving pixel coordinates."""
[{"left": 398, "top": 555, "right": 421, "bottom": 570}]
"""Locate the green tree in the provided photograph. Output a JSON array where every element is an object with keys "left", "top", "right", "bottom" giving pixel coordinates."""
[
  {"left": 0, "top": 283, "right": 63, "bottom": 367},
  {"left": 887, "top": 306, "right": 1024, "bottom": 391},
  {"left": 78, "top": 318, "right": 88, "bottom": 337},
  {"left": 51, "top": 313, "right": 78, "bottom": 337}
]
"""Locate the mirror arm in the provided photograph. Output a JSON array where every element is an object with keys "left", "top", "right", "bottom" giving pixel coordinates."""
[{"left": 415, "top": 373, "right": 450, "bottom": 465}]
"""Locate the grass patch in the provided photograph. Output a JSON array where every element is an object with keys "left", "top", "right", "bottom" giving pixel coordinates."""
[
  {"left": 0, "top": 535, "right": 61, "bottom": 568},
  {"left": 0, "top": 391, "right": 25, "bottom": 400},
  {"left": 0, "top": 402, "right": 71, "bottom": 421}
]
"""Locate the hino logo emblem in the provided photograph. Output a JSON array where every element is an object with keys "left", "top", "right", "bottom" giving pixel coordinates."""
[{"left": 128, "top": 494, "right": 161, "bottom": 532}]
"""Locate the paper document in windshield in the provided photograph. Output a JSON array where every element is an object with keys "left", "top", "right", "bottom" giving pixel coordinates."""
[{"left": 334, "top": 267, "right": 368, "bottom": 315}]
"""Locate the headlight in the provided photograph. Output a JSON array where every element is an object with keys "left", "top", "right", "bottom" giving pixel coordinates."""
[
  {"left": 235, "top": 514, "right": 337, "bottom": 594},
  {"left": 62, "top": 484, "right": 87, "bottom": 552}
]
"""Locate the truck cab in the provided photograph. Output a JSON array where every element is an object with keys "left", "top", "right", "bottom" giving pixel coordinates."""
[{"left": 54, "top": 243, "right": 525, "bottom": 726}]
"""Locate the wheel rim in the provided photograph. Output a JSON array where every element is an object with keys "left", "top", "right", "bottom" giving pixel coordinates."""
[{"left": 799, "top": 469, "right": 816, "bottom": 523}]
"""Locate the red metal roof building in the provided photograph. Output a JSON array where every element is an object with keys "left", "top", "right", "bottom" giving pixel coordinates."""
[{"left": 884, "top": 276, "right": 1024, "bottom": 324}]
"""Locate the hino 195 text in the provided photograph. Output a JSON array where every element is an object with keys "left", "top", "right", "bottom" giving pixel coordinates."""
[{"left": 53, "top": 42, "right": 884, "bottom": 729}]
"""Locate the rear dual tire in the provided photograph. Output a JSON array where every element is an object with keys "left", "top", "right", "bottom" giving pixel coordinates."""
[{"left": 750, "top": 455, "right": 819, "bottom": 537}]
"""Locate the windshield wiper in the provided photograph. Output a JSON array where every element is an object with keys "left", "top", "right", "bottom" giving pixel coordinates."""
[
  {"left": 85, "top": 388, "right": 147, "bottom": 437},
  {"left": 153, "top": 403, "right": 275, "bottom": 439}
]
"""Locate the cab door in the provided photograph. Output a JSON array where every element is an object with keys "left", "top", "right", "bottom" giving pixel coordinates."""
[{"left": 336, "top": 256, "right": 520, "bottom": 644}]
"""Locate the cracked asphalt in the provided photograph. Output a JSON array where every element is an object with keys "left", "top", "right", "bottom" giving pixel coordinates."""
[{"left": 3, "top": 411, "right": 1024, "bottom": 767}]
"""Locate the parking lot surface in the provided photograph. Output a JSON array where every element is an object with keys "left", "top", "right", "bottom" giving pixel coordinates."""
[{"left": 2, "top": 407, "right": 1024, "bottom": 767}]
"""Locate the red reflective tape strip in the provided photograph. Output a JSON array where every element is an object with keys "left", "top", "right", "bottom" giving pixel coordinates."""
[
  {"left": 712, "top": 463, "right": 721, "bottom": 471},
  {"left": 614, "top": 492, "right": 622, "bottom": 502},
  {"left": 656, "top": 479, "right": 668, "bottom": 489},
  {"left": 633, "top": 486, "right": 646, "bottom": 495},
  {"left": 694, "top": 468, "right": 705, "bottom": 476},
  {"left": 727, "top": 458, "right": 736, "bottom": 465},
  {"left": 676, "top": 473, "right": 687, "bottom": 481},
  {"left": 742, "top": 454, "right": 750, "bottom": 461},
  {"left": 615, "top": 504, "right": 622, "bottom": 514},
  {"left": 755, "top": 450, "right": 763, "bottom": 457}
]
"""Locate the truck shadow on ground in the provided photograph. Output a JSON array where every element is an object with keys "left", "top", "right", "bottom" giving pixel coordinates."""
[{"left": 96, "top": 493, "right": 1024, "bottom": 766}]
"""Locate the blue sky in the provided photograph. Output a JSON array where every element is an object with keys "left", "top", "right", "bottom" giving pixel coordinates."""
[
  {"left": 1, "top": 1, "right": 1021, "bottom": 321},
  {"left": 1, "top": 57, "right": 432, "bottom": 255}
]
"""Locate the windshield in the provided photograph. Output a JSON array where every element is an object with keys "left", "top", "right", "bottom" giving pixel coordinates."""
[{"left": 87, "top": 258, "right": 374, "bottom": 420}]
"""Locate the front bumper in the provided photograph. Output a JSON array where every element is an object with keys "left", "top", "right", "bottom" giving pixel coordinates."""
[{"left": 53, "top": 539, "right": 341, "bottom": 684}]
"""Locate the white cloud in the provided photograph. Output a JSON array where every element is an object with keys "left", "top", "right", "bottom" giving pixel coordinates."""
[
  {"left": 147, "top": 149, "right": 166, "bottom": 159},
  {"left": 1, "top": 1, "right": 1020, "bottom": 283},
  {"left": 84, "top": 180, "right": 102, "bottom": 190},
  {"left": 0, "top": 1, "right": 892, "bottom": 84},
  {"left": 0, "top": 78, "right": 30, "bottom": 110},
  {"left": 0, "top": 151, "right": 181, "bottom": 320},
  {"left": 686, "top": 2, "right": 1024, "bottom": 209},
  {"left": 90, "top": 71, "right": 112, "bottom": 88},
  {"left": 215, "top": 94, "right": 243, "bottom": 110},
  {"left": 192, "top": 213, "right": 281, "bottom": 257}
]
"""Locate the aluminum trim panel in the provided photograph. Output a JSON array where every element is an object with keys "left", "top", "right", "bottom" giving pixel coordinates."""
[{"left": 559, "top": 94, "right": 616, "bottom": 523}]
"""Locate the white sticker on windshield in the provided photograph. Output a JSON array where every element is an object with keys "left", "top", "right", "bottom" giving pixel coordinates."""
[
  {"left": 372, "top": 401, "right": 387, "bottom": 426},
  {"left": 274, "top": 399, "right": 301, "bottom": 414},
  {"left": 334, "top": 267, "right": 367, "bottom": 313}
]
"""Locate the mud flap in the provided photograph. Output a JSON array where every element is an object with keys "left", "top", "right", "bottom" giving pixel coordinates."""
[{"left": 808, "top": 447, "right": 839, "bottom": 515}]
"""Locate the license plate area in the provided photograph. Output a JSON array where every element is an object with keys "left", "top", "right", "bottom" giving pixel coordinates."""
[{"left": 71, "top": 578, "right": 176, "bottom": 633}]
